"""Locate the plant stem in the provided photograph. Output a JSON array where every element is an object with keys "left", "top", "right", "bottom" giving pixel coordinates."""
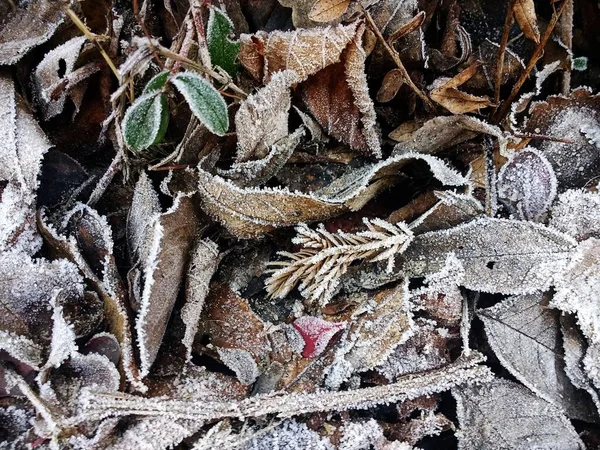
[
  {"left": 361, "top": 7, "right": 435, "bottom": 110},
  {"left": 494, "top": 0, "right": 568, "bottom": 123},
  {"left": 493, "top": 0, "right": 516, "bottom": 105}
]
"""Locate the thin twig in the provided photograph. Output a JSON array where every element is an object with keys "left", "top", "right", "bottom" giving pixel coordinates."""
[
  {"left": 361, "top": 7, "right": 435, "bottom": 110},
  {"left": 494, "top": 0, "right": 568, "bottom": 123},
  {"left": 87, "top": 151, "right": 123, "bottom": 206},
  {"left": 493, "top": 0, "right": 516, "bottom": 105},
  {"left": 65, "top": 9, "right": 121, "bottom": 82},
  {"left": 132, "top": 0, "right": 164, "bottom": 69},
  {"left": 558, "top": 0, "right": 574, "bottom": 94},
  {"left": 513, "top": 132, "right": 575, "bottom": 144}
]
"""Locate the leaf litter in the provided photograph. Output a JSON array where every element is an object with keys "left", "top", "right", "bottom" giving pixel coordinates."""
[{"left": 2, "top": 0, "right": 600, "bottom": 448}]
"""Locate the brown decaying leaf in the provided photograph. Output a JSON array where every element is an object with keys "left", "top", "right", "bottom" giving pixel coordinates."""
[
  {"left": 376, "top": 68, "right": 404, "bottom": 103},
  {"left": 135, "top": 195, "right": 198, "bottom": 377},
  {"left": 513, "top": 0, "right": 540, "bottom": 44},
  {"left": 308, "top": 0, "right": 350, "bottom": 23},
  {"left": 430, "top": 62, "right": 493, "bottom": 114}
]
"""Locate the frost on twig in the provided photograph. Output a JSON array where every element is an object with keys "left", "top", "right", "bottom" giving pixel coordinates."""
[
  {"left": 265, "top": 218, "right": 414, "bottom": 304},
  {"left": 81, "top": 352, "right": 492, "bottom": 422}
]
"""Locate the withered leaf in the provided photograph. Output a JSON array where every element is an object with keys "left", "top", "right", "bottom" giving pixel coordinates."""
[
  {"left": 326, "top": 281, "right": 413, "bottom": 387},
  {"left": 513, "top": 0, "right": 540, "bottom": 44},
  {"left": 300, "top": 23, "right": 381, "bottom": 157},
  {"left": 234, "top": 70, "right": 298, "bottom": 163},
  {"left": 549, "top": 189, "right": 600, "bottom": 241},
  {"left": 430, "top": 63, "right": 493, "bottom": 114},
  {"left": 497, "top": 148, "right": 558, "bottom": 221},
  {"left": 135, "top": 194, "right": 198, "bottom": 377},
  {"left": 0, "top": 74, "right": 52, "bottom": 255},
  {"left": 400, "top": 218, "right": 577, "bottom": 294},
  {"left": 198, "top": 152, "right": 467, "bottom": 238},
  {"left": 376, "top": 68, "right": 404, "bottom": 103},
  {"left": 181, "top": 239, "right": 220, "bottom": 361},
  {"left": 453, "top": 379, "right": 584, "bottom": 450},
  {"left": 308, "top": 0, "right": 350, "bottom": 23},
  {"left": 479, "top": 293, "right": 598, "bottom": 421},
  {"left": 239, "top": 21, "right": 359, "bottom": 83},
  {"left": 0, "top": 0, "right": 65, "bottom": 65},
  {"left": 32, "top": 36, "right": 88, "bottom": 120},
  {"left": 552, "top": 238, "right": 600, "bottom": 394}
]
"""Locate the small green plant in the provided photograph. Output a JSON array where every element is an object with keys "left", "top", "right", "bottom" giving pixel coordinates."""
[
  {"left": 207, "top": 6, "right": 241, "bottom": 77},
  {"left": 122, "top": 71, "right": 229, "bottom": 152}
]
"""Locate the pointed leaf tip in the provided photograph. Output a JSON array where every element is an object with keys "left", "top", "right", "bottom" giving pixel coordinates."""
[{"left": 171, "top": 72, "right": 229, "bottom": 136}]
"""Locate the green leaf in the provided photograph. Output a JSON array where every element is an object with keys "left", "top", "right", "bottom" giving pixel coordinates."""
[
  {"left": 143, "top": 71, "right": 170, "bottom": 94},
  {"left": 122, "top": 92, "right": 169, "bottom": 152},
  {"left": 170, "top": 72, "right": 229, "bottom": 136},
  {"left": 207, "top": 7, "right": 241, "bottom": 77}
]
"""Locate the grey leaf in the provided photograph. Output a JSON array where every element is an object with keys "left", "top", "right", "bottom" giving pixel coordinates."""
[
  {"left": 400, "top": 218, "right": 577, "bottom": 294},
  {"left": 453, "top": 379, "right": 584, "bottom": 450},
  {"left": 549, "top": 189, "right": 600, "bottom": 241},
  {"left": 479, "top": 293, "right": 597, "bottom": 421}
]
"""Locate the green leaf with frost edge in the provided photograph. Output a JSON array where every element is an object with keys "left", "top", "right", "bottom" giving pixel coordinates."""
[
  {"left": 171, "top": 72, "right": 229, "bottom": 136},
  {"left": 207, "top": 7, "right": 241, "bottom": 77},
  {"left": 122, "top": 92, "right": 169, "bottom": 152},
  {"left": 143, "top": 71, "right": 170, "bottom": 94}
]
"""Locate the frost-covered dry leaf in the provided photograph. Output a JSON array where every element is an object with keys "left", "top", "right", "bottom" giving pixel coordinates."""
[
  {"left": 198, "top": 151, "right": 467, "bottom": 238},
  {"left": 135, "top": 194, "right": 198, "bottom": 376},
  {"left": 497, "top": 148, "right": 557, "bottom": 221},
  {"left": 82, "top": 352, "right": 493, "bottom": 421},
  {"left": 309, "top": 0, "right": 350, "bottom": 23},
  {"left": 239, "top": 20, "right": 358, "bottom": 81},
  {"left": 327, "top": 281, "right": 414, "bottom": 385},
  {"left": 300, "top": 23, "right": 381, "bottom": 156},
  {"left": 0, "top": 74, "right": 52, "bottom": 255},
  {"left": 513, "top": 0, "right": 540, "bottom": 44},
  {"left": 552, "top": 238, "right": 600, "bottom": 394},
  {"left": 400, "top": 218, "right": 577, "bottom": 294},
  {"left": 453, "top": 379, "right": 584, "bottom": 450},
  {"left": 181, "top": 239, "right": 220, "bottom": 361},
  {"left": 32, "top": 36, "right": 88, "bottom": 120},
  {"left": 292, "top": 316, "right": 346, "bottom": 358},
  {"left": 234, "top": 70, "right": 298, "bottom": 162},
  {"left": 0, "top": 0, "right": 64, "bottom": 64},
  {"left": 479, "top": 293, "right": 597, "bottom": 421},
  {"left": 429, "top": 64, "right": 493, "bottom": 114},
  {"left": 522, "top": 88, "right": 600, "bottom": 188},
  {"left": 549, "top": 189, "right": 600, "bottom": 241},
  {"left": 239, "top": 419, "right": 333, "bottom": 450}
]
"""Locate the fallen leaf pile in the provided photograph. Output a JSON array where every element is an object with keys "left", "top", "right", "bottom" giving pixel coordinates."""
[{"left": 1, "top": 0, "right": 600, "bottom": 448}]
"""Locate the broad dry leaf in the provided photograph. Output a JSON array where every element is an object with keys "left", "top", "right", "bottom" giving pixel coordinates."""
[
  {"left": 561, "top": 314, "right": 600, "bottom": 414},
  {"left": 376, "top": 68, "right": 404, "bottom": 103},
  {"left": 497, "top": 148, "right": 557, "bottom": 221},
  {"left": 202, "top": 283, "right": 269, "bottom": 384},
  {"left": 453, "top": 379, "right": 584, "bottom": 450},
  {"left": 136, "top": 194, "right": 198, "bottom": 377},
  {"left": 549, "top": 189, "right": 600, "bottom": 241},
  {"left": 400, "top": 217, "right": 577, "bottom": 294},
  {"left": 552, "top": 238, "right": 600, "bottom": 394},
  {"left": 32, "top": 36, "right": 88, "bottom": 120},
  {"left": 479, "top": 293, "right": 597, "bottom": 421},
  {"left": 181, "top": 239, "right": 220, "bottom": 361},
  {"left": 430, "top": 63, "right": 493, "bottom": 114},
  {"left": 513, "top": 0, "right": 540, "bottom": 44},
  {"left": 309, "top": 0, "right": 350, "bottom": 23},
  {"left": 238, "top": 419, "right": 333, "bottom": 450},
  {"left": 238, "top": 21, "right": 359, "bottom": 83},
  {"left": 197, "top": 152, "right": 468, "bottom": 238},
  {"left": 300, "top": 23, "right": 381, "bottom": 157},
  {"left": 391, "top": 115, "right": 504, "bottom": 155},
  {"left": 407, "top": 191, "right": 484, "bottom": 234},
  {"left": 0, "top": 74, "right": 52, "bottom": 255},
  {"left": 0, "top": 0, "right": 65, "bottom": 64},
  {"left": 376, "top": 319, "right": 454, "bottom": 382},
  {"left": 234, "top": 70, "right": 298, "bottom": 162},
  {"left": 326, "top": 281, "right": 413, "bottom": 387}
]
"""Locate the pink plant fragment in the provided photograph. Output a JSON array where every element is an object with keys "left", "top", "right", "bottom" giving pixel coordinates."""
[{"left": 292, "top": 316, "right": 346, "bottom": 358}]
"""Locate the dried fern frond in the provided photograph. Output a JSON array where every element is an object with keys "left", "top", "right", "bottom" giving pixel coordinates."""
[{"left": 265, "top": 218, "right": 414, "bottom": 304}]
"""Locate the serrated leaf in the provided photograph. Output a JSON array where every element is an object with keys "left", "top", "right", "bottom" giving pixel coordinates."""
[
  {"left": 453, "top": 379, "right": 584, "bottom": 450},
  {"left": 207, "top": 7, "right": 241, "bottom": 77},
  {"left": 400, "top": 218, "right": 577, "bottom": 294},
  {"left": 171, "top": 72, "right": 229, "bottom": 136},
  {"left": 122, "top": 92, "right": 169, "bottom": 152},
  {"left": 142, "top": 70, "right": 170, "bottom": 94},
  {"left": 479, "top": 293, "right": 598, "bottom": 421}
]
